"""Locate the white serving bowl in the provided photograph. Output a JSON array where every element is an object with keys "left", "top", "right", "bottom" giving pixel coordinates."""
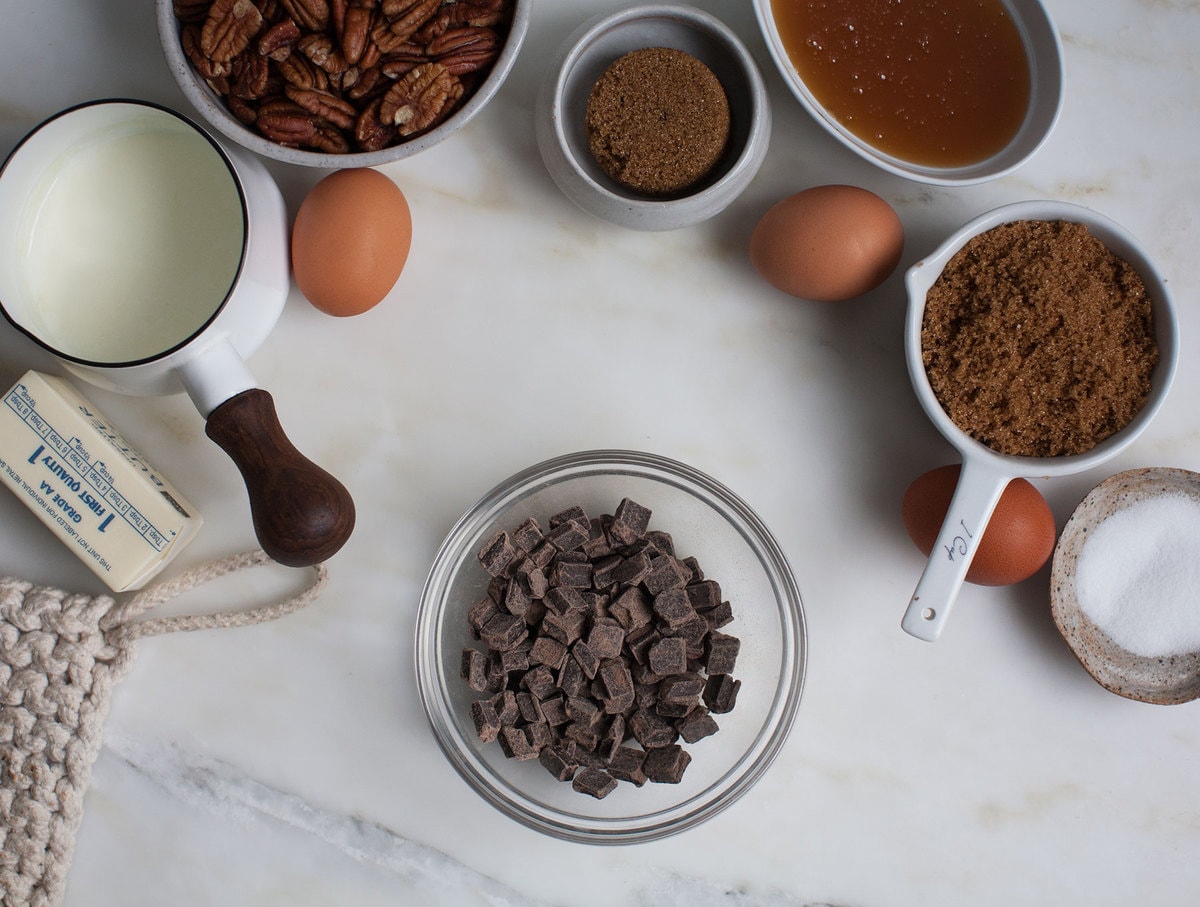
[
  {"left": 535, "top": 4, "right": 771, "bottom": 231},
  {"left": 157, "top": 0, "right": 530, "bottom": 168},
  {"left": 752, "top": 0, "right": 1064, "bottom": 185}
]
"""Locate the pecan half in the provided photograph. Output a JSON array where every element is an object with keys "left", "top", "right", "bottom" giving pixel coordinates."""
[
  {"left": 382, "top": 0, "right": 439, "bottom": 43},
  {"left": 285, "top": 85, "right": 358, "bottom": 130},
  {"left": 426, "top": 26, "right": 498, "bottom": 76},
  {"left": 279, "top": 0, "right": 330, "bottom": 32},
  {"left": 183, "top": 23, "right": 233, "bottom": 79},
  {"left": 354, "top": 97, "right": 397, "bottom": 151},
  {"left": 340, "top": 2, "right": 374, "bottom": 65},
  {"left": 276, "top": 51, "right": 330, "bottom": 90},
  {"left": 257, "top": 17, "right": 301, "bottom": 60},
  {"left": 298, "top": 32, "right": 350, "bottom": 74},
  {"left": 231, "top": 48, "right": 272, "bottom": 98},
  {"left": 257, "top": 99, "right": 317, "bottom": 145},
  {"left": 379, "top": 62, "right": 462, "bottom": 136},
  {"left": 307, "top": 119, "right": 353, "bottom": 153},
  {"left": 380, "top": 44, "right": 426, "bottom": 78},
  {"left": 201, "top": 0, "right": 265, "bottom": 63}
]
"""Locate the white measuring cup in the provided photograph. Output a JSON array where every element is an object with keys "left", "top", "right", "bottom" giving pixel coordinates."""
[
  {"left": 0, "top": 99, "right": 354, "bottom": 567},
  {"left": 902, "top": 200, "right": 1178, "bottom": 641}
]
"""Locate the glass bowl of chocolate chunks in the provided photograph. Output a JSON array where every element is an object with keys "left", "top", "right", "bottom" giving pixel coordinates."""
[{"left": 415, "top": 449, "right": 807, "bottom": 843}]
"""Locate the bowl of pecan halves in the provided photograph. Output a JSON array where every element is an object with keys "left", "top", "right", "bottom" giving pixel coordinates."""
[{"left": 157, "top": 0, "right": 530, "bottom": 167}]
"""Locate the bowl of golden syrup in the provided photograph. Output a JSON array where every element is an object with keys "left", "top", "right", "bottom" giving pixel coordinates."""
[{"left": 753, "top": 0, "right": 1064, "bottom": 185}]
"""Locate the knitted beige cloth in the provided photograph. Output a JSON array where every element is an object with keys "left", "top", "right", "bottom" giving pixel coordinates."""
[{"left": 0, "top": 550, "right": 327, "bottom": 907}]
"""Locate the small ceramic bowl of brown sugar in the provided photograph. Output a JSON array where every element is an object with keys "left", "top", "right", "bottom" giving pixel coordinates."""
[
  {"left": 899, "top": 200, "right": 1178, "bottom": 642},
  {"left": 535, "top": 4, "right": 771, "bottom": 231}
]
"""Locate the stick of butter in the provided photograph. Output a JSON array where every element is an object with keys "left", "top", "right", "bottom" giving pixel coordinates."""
[{"left": 0, "top": 370, "right": 202, "bottom": 592}]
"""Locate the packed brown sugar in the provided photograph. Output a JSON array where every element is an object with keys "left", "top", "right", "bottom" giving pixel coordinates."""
[{"left": 921, "top": 220, "right": 1158, "bottom": 458}]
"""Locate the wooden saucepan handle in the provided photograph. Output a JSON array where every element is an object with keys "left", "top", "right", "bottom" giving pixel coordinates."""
[{"left": 205, "top": 388, "right": 355, "bottom": 567}]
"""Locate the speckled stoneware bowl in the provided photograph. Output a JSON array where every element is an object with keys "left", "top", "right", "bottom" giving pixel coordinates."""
[
  {"left": 535, "top": 4, "right": 771, "bottom": 231},
  {"left": 1051, "top": 468, "right": 1200, "bottom": 705},
  {"left": 156, "top": 0, "right": 530, "bottom": 168}
]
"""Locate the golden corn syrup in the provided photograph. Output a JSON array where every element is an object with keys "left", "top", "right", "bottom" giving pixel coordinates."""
[{"left": 771, "top": 0, "right": 1032, "bottom": 167}]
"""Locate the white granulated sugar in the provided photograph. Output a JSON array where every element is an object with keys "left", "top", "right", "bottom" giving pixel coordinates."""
[{"left": 1075, "top": 492, "right": 1200, "bottom": 657}]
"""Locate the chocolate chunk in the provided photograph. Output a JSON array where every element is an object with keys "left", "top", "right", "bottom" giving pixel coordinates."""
[
  {"left": 647, "top": 636, "right": 687, "bottom": 676},
  {"left": 518, "top": 562, "right": 550, "bottom": 598},
  {"left": 503, "top": 574, "right": 532, "bottom": 617},
  {"left": 540, "top": 694, "right": 570, "bottom": 726},
  {"left": 645, "top": 529, "right": 675, "bottom": 557},
  {"left": 610, "top": 498, "right": 652, "bottom": 546},
  {"left": 703, "top": 673, "right": 741, "bottom": 714},
  {"left": 680, "top": 555, "right": 703, "bottom": 582},
  {"left": 544, "top": 585, "right": 587, "bottom": 616},
  {"left": 565, "top": 721, "right": 601, "bottom": 751},
  {"left": 550, "top": 505, "right": 590, "bottom": 528},
  {"left": 520, "top": 664, "right": 557, "bottom": 700},
  {"left": 526, "top": 720, "right": 554, "bottom": 751},
  {"left": 676, "top": 708, "right": 719, "bottom": 744},
  {"left": 461, "top": 647, "right": 489, "bottom": 692},
  {"left": 705, "top": 631, "right": 740, "bottom": 675},
  {"left": 498, "top": 725, "right": 539, "bottom": 761},
  {"left": 586, "top": 618, "right": 626, "bottom": 660},
  {"left": 492, "top": 689, "right": 519, "bottom": 726},
  {"left": 511, "top": 517, "right": 545, "bottom": 554},
  {"left": 611, "top": 551, "right": 652, "bottom": 587},
  {"left": 685, "top": 579, "right": 722, "bottom": 612},
  {"left": 529, "top": 541, "right": 557, "bottom": 569},
  {"left": 558, "top": 654, "right": 587, "bottom": 698},
  {"left": 539, "top": 743, "right": 578, "bottom": 781},
  {"left": 643, "top": 555, "right": 688, "bottom": 595},
  {"left": 599, "top": 658, "right": 635, "bottom": 714},
  {"left": 498, "top": 646, "right": 530, "bottom": 675},
  {"left": 572, "top": 766, "right": 618, "bottom": 799},
  {"left": 480, "top": 611, "right": 528, "bottom": 651},
  {"left": 546, "top": 518, "right": 590, "bottom": 551},
  {"left": 571, "top": 639, "right": 601, "bottom": 679},
  {"left": 629, "top": 707, "right": 678, "bottom": 749},
  {"left": 529, "top": 635, "right": 568, "bottom": 672},
  {"left": 625, "top": 625, "right": 659, "bottom": 664},
  {"left": 591, "top": 554, "right": 623, "bottom": 589},
  {"left": 478, "top": 530, "right": 518, "bottom": 577},
  {"left": 609, "top": 586, "right": 653, "bottom": 631},
  {"left": 542, "top": 608, "right": 587, "bottom": 645},
  {"left": 470, "top": 699, "right": 501, "bottom": 743},
  {"left": 659, "top": 671, "right": 705, "bottom": 704},
  {"left": 643, "top": 744, "right": 691, "bottom": 783},
  {"left": 608, "top": 745, "right": 649, "bottom": 786},
  {"left": 705, "top": 600, "right": 734, "bottom": 629},
  {"left": 652, "top": 588, "right": 697, "bottom": 628},
  {"left": 516, "top": 691, "right": 545, "bottom": 724},
  {"left": 467, "top": 598, "right": 499, "bottom": 638},
  {"left": 599, "top": 713, "right": 626, "bottom": 762},
  {"left": 550, "top": 558, "right": 593, "bottom": 588},
  {"left": 565, "top": 695, "right": 602, "bottom": 727}
]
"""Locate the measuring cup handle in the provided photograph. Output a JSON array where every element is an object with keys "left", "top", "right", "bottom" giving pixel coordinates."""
[
  {"left": 901, "top": 459, "right": 1009, "bottom": 642},
  {"left": 205, "top": 388, "right": 355, "bottom": 567}
]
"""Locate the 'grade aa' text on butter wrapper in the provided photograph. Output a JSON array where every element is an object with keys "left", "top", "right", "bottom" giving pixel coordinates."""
[{"left": 0, "top": 370, "right": 202, "bottom": 592}]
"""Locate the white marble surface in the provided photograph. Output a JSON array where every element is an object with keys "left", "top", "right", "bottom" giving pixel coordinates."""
[{"left": 2, "top": 0, "right": 1199, "bottom": 904}]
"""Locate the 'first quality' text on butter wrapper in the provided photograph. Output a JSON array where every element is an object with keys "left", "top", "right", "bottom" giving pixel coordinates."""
[{"left": 0, "top": 370, "right": 202, "bottom": 591}]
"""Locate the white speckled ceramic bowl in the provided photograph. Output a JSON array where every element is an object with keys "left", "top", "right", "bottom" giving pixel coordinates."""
[
  {"left": 1051, "top": 468, "right": 1200, "bottom": 705},
  {"left": 751, "top": 0, "right": 1064, "bottom": 185},
  {"left": 901, "top": 201, "right": 1178, "bottom": 642},
  {"left": 415, "top": 450, "right": 806, "bottom": 843},
  {"left": 535, "top": 4, "right": 771, "bottom": 231},
  {"left": 156, "top": 0, "right": 530, "bottom": 168}
]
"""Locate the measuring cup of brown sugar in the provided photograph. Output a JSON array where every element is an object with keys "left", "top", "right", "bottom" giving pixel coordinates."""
[{"left": 901, "top": 200, "right": 1178, "bottom": 642}]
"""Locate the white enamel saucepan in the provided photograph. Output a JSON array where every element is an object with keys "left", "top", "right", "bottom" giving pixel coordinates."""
[
  {"left": 0, "top": 100, "right": 354, "bottom": 567},
  {"left": 902, "top": 200, "right": 1178, "bottom": 641}
]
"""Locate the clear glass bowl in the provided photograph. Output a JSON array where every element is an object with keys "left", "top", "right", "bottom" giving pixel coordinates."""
[{"left": 414, "top": 449, "right": 807, "bottom": 844}]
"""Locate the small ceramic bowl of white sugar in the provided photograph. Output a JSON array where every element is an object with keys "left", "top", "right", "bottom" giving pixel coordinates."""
[{"left": 1051, "top": 467, "right": 1200, "bottom": 704}]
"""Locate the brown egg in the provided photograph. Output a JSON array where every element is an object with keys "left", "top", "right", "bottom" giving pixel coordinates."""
[
  {"left": 902, "top": 464, "right": 1057, "bottom": 586},
  {"left": 749, "top": 184, "right": 904, "bottom": 301},
  {"left": 291, "top": 168, "right": 412, "bottom": 317}
]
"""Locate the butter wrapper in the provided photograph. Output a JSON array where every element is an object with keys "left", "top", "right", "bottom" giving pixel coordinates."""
[{"left": 0, "top": 371, "right": 202, "bottom": 591}]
